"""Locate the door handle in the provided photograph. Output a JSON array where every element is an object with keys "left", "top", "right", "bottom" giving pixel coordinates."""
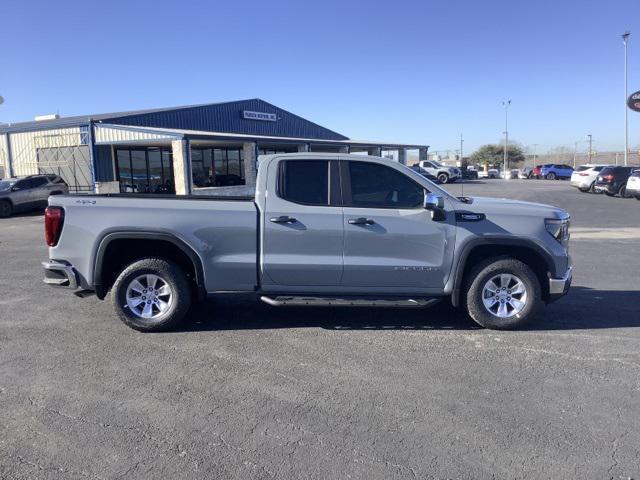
[
  {"left": 348, "top": 217, "right": 375, "bottom": 225},
  {"left": 270, "top": 216, "right": 297, "bottom": 224}
]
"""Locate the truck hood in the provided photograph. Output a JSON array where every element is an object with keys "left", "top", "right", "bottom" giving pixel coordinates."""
[{"left": 461, "top": 196, "right": 568, "bottom": 219}]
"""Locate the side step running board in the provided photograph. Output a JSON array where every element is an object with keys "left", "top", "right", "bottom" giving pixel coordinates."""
[{"left": 260, "top": 296, "right": 440, "bottom": 308}]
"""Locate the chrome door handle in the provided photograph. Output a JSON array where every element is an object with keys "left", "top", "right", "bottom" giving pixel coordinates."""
[
  {"left": 348, "top": 217, "right": 375, "bottom": 225},
  {"left": 270, "top": 216, "right": 297, "bottom": 224}
]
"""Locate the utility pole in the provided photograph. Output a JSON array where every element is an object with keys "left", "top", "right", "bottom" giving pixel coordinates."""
[
  {"left": 623, "top": 31, "right": 630, "bottom": 166},
  {"left": 587, "top": 134, "right": 593, "bottom": 163},
  {"left": 573, "top": 141, "right": 578, "bottom": 168},
  {"left": 502, "top": 100, "right": 511, "bottom": 178},
  {"left": 460, "top": 133, "right": 464, "bottom": 167}
]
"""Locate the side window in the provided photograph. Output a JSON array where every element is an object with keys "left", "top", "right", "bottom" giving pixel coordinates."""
[
  {"left": 347, "top": 161, "right": 424, "bottom": 209},
  {"left": 31, "top": 177, "right": 49, "bottom": 188},
  {"left": 278, "top": 160, "right": 329, "bottom": 206},
  {"left": 13, "top": 179, "right": 31, "bottom": 190}
]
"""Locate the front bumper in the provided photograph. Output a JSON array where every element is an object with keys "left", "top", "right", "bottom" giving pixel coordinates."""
[
  {"left": 548, "top": 266, "right": 572, "bottom": 302},
  {"left": 42, "top": 260, "right": 79, "bottom": 289}
]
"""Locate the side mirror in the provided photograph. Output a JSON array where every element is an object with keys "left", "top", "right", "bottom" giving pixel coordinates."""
[
  {"left": 424, "top": 192, "right": 444, "bottom": 211},
  {"left": 11, "top": 186, "right": 19, "bottom": 192}
]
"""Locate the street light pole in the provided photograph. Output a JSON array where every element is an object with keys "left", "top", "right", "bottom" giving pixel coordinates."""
[
  {"left": 460, "top": 133, "right": 464, "bottom": 166},
  {"left": 532, "top": 143, "right": 537, "bottom": 168},
  {"left": 623, "top": 31, "right": 630, "bottom": 166},
  {"left": 587, "top": 134, "right": 593, "bottom": 163},
  {"left": 502, "top": 100, "right": 511, "bottom": 178}
]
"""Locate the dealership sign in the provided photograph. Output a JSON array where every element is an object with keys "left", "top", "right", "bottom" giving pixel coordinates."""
[
  {"left": 243, "top": 110, "right": 277, "bottom": 122},
  {"left": 628, "top": 90, "right": 640, "bottom": 112}
]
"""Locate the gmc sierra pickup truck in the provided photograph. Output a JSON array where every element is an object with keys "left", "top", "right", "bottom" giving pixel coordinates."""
[{"left": 43, "top": 153, "right": 572, "bottom": 332}]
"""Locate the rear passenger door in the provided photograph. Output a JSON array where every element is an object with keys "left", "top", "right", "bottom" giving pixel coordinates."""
[{"left": 262, "top": 159, "right": 344, "bottom": 287}]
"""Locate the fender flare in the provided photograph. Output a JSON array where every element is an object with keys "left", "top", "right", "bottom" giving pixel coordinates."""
[
  {"left": 93, "top": 231, "right": 206, "bottom": 299},
  {"left": 448, "top": 237, "right": 556, "bottom": 307}
]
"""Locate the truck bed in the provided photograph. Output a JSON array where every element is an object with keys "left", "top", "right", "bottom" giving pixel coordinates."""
[{"left": 48, "top": 194, "right": 259, "bottom": 293}]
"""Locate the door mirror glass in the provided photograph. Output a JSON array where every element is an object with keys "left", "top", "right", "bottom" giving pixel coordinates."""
[{"left": 424, "top": 192, "right": 444, "bottom": 210}]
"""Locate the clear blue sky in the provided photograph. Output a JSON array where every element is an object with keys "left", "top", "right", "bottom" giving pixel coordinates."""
[{"left": 1, "top": 0, "right": 638, "bottom": 154}]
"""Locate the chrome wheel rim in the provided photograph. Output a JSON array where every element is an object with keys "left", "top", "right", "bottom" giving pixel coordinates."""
[
  {"left": 125, "top": 274, "right": 173, "bottom": 320},
  {"left": 481, "top": 273, "right": 527, "bottom": 318}
]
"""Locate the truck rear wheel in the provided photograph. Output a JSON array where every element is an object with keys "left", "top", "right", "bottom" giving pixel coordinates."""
[
  {"left": 0, "top": 200, "right": 12, "bottom": 218},
  {"left": 464, "top": 257, "right": 542, "bottom": 329},
  {"left": 111, "top": 257, "right": 191, "bottom": 332}
]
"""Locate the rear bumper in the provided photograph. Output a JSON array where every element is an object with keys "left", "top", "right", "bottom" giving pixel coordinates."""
[
  {"left": 42, "top": 260, "right": 79, "bottom": 289},
  {"left": 593, "top": 183, "right": 616, "bottom": 194},
  {"left": 548, "top": 266, "right": 572, "bottom": 302},
  {"left": 571, "top": 179, "right": 591, "bottom": 189}
]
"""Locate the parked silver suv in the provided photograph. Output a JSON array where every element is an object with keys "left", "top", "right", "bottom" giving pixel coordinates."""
[{"left": 0, "top": 175, "right": 68, "bottom": 217}]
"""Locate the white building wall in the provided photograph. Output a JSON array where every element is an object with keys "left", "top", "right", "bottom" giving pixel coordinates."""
[
  {"left": 94, "top": 125, "right": 177, "bottom": 144},
  {"left": 8, "top": 127, "right": 84, "bottom": 177}
]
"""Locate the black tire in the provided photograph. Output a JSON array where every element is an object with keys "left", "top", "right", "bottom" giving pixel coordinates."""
[
  {"left": 0, "top": 200, "right": 12, "bottom": 218},
  {"left": 605, "top": 190, "right": 617, "bottom": 197},
  {"left": 546, "top": 172, "right": 556, "bottom": 180},
  {"left": 578, "top": 185, "right": 590, "bottom": 192},
  {"left": 110, "top": 257, "right": 192, "bottom": 332},
  {"left": 437, "top": 173, "right": 449, "bottom": 184},
  {"left": 619, "top": 184, "right": 631, "bottom": 198},
  {"left": 636, "top": 196, "right": 640, "bottom": 201},
  {"left": 463, "top": 257, "right": 542, "bottom": 330}
]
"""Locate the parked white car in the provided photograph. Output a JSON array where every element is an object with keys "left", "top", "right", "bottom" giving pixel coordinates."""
[
  {"left": 570, "top": 164, "right": 613, "bottom": 193},
  {"left": 418, "top": 160, "right": 461, "bottom": 184},
  {"left": 626, "top": 169, "right": 640, "bottom": 200}
]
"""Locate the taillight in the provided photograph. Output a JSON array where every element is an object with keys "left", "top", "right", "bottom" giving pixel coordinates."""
[
  {"left": 45, "top": 206, "right": 64, "bottom": 247},
  {"left": 578, "top": 173, "right": 589, "bottom": 176}
]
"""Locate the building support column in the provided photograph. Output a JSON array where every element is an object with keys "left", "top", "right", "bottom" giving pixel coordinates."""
[
  {"left": 243, "top": 142, "right": 258, "bottom": 187},
  {"left": 398, "top": 148, "right": 407, "bottom": 165},
  {"left": 171, "top": 138, "right": 191, "bottom": 195},
  {"left": 418, "top": 147, "right": 428, "bottom": 162},
  {"left": 3, "top": 133, "right": 14, "bottom": 178},
  {"left": 338, "top": 145, "right": 350, "bottom": 153},
  {"left": 297, "top": 143, "right": 310, "bottom": 152},
  {"left": 367, "top": 146, "right": 382, "bottom": 156}
]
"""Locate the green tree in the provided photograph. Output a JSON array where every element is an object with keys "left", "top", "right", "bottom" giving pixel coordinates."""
[{"left": 470, "top": 144, "right": 526, "bottom": 169}]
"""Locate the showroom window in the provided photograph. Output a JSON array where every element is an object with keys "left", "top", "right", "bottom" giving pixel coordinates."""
[
  {"left": 191, "top": 147, "right": 245, "bottom": 188},
  {"left": 115, "top": 147, "right": 174, "bottom": 194}
]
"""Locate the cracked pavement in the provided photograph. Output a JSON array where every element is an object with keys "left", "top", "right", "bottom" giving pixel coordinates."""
[{"left": 1, "top": 180, "right": 639, "bottom": 479}]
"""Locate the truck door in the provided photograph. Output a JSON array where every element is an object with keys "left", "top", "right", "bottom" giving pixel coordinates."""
[
  {"left": 340, "top": 160, "right": 455, "bottom": 291},
  {"left": 262, "top": 158, "right": 344, "bottom": 287}
]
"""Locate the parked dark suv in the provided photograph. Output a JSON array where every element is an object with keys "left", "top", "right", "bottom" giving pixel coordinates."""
[
  {"left": 594, "top": 166, "right": 637, "bottom": 197},
  {"left": 0, "top": 175, "right": 68, "bottom": 217}
]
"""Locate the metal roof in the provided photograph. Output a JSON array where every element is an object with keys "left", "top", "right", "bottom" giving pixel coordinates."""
[{"left": 94, "top": 123, "right": 429, "bottom": 149}]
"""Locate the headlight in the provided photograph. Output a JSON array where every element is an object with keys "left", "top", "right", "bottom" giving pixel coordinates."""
[{"left": 545, "top": 216, "right": 570, "bottom": 246}]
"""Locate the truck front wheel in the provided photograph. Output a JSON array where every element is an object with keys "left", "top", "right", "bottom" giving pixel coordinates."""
[
  {"left": 111, "top": 257, "right": 191, "bottom": 332},
  {"left": 437, "top": 173, "right": 449, "bottom": 184},
  {"left": 464, "top": 257, "right": 542, "bottom": 329}
]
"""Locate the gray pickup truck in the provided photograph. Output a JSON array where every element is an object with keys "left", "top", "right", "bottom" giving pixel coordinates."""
[{"left": 43, "top": 153, "right": 572, "bottom": 332}]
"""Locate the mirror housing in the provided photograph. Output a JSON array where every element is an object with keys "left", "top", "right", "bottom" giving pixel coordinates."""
[
  {"left": 11, "top": 186, "right": 19, "bottom": 192},
  {"left": 424, "top": 192, "right": 444, "bottom": 211}
]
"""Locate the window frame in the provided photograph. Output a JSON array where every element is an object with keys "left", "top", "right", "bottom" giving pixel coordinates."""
[
  {"left": 276, "top": 159, "right": 340, "bottom": 207},
  {"left": 340, "top": 160, "right": 426, "bottom": 210}
]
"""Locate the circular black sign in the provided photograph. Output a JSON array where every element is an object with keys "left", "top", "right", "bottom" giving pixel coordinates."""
[{"left": 628, "top": 90, "right": 640, "bottom": 112}]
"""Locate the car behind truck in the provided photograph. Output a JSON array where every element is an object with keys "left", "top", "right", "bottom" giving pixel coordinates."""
[{"left": 43, "top": 153, "right": 572, "bottom": 332}]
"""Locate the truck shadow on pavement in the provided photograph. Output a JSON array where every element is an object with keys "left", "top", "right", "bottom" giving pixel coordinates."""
[{"left": 176, "top": 287, "right": 640, "bottom": 332}]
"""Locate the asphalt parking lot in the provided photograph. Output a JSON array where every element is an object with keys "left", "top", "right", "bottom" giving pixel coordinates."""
[{"left": 1, "top": 179, "right": 639, "bottom": 479}]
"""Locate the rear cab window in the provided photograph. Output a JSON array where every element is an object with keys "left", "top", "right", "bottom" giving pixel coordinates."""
[{"left": 277, "top": 160, "right": 330, "bottom": 206}]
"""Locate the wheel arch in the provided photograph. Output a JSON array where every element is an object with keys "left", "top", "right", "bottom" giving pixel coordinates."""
[
  {"left": 93, "top": 232, "right": 206, "bottom": 300},
  {"left": 449, "top": 238, "right": 555, "bottom": 307}
]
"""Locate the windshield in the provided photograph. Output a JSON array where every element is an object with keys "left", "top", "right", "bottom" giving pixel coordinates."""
[
  {"left": 0, "top": 180, "right": 16, "bottom": 190},
  {"left": 430, "top": 160, "right": 444, "bottom": 168}
]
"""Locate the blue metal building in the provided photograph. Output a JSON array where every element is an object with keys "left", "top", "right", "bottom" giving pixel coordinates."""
[{"left": 0, "top": 99, "right": 429, "bottom": 194}]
